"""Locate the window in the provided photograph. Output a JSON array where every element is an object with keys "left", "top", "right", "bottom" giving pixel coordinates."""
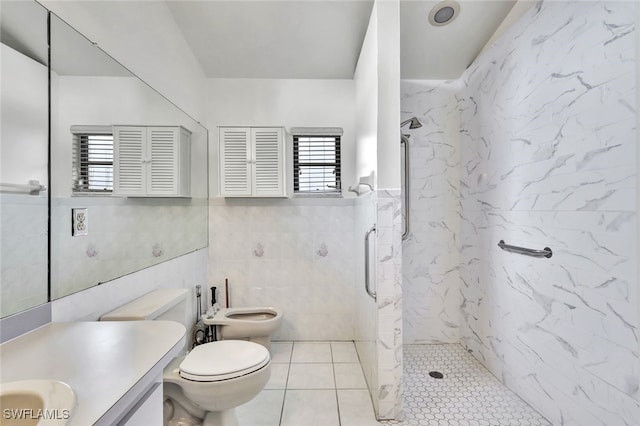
[
  {"left": 71, "top": 126, "right": 114, "bottom": 193},
  {"left": 292, "top": 128, "right": 342, "bottom": 196}
]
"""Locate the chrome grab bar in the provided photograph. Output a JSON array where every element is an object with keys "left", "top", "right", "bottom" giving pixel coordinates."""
[
  {"left": 401, "top": 135, "right": 410, "bottom": 240},
  {"left": 498, "top": 240, "right": 552, "bottom": 258},
  {"left": 364, "top": 224, "right": 377, "bottom": 300}
]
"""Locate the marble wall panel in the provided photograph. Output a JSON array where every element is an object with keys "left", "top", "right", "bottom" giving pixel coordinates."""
[
  {"left": 458, "top": 2, "right": 639, "bottom": 425},
  {"left": 401, "top": 80, "right": 462, "bottom": 344},
  {"left": 375, "top": 190, "right": 404, "bottom": 420}
]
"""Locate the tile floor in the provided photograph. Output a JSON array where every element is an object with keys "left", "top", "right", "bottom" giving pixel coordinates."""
[
  {"left": 235, "top": 341, "right": 379, "bottom": 426},
  {"left": 235, "top": 342, "right": 550, "bottom": 426}
]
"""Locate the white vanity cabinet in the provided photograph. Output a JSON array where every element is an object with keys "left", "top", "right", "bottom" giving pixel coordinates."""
[
  {"left": 219, "top": 126, "right": 286, "bottom": 197},
  {"left": 114, "top": 125, "right": 191, "bottom": 197}
]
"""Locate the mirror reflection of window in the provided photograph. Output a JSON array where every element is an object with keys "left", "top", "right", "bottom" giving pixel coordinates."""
[{"left": 71, "top": 126, "right": 114, "bottom": 194}]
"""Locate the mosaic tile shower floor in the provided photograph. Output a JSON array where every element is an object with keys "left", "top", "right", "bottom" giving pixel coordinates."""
[{"left": 381, "top": 344, "right": 551, "bottom": 426}]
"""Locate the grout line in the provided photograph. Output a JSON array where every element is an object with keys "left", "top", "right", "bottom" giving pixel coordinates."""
[
  {"left": 277, "top": 342, "right": 293, "bottom": 426},
  {"left": 330, "top": 341, "right": 343, "bottom": 426}
]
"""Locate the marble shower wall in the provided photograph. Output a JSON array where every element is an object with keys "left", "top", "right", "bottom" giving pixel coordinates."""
[
  {"left": 375, "top": 189, "right": 404, "bottom": 420},
  {"left": 458, "top": 1, "right": 638, "bottom": 425},
  {"left": 209, "top": 197, "right": 357, "bottom": 341},
  {"left": 401, "top": 80, "right": 462, "bottom": 344},
  {"left": 354, "top": 192, "right": 379, "bottom": 415},
  {"left": 354, "top": 190, "right": 404, "bottom": 420}
]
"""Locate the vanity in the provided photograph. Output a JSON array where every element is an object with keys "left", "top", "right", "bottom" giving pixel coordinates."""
[{"left": 0, "top": 321, "right": 185, "bottom": 425}]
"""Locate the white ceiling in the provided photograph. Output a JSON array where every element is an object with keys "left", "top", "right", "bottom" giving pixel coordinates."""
[
  {"left": 166, "top": 0, "right": 374, "bottom": 79},
  {"left": 401, "top": 0, "right": 517, "bottom": 79},
  {"left": 166, "top": 0, "right": 518, "bottom": 80}
]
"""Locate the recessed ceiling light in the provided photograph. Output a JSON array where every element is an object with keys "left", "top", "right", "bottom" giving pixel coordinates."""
[{"left": 429, "top": 1, "right": 460, "bottom": 26}]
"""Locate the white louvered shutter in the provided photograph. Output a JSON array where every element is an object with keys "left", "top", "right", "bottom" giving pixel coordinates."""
[
  {"left": 252, "top": 128, "right": 284, "bottom": 196},
  {"left": 220, "top": 128, "right": 252, "bottom": 196},
  {"left": 114, "top": 126, "right": 146, "bottom": 196},
  {"left": 147, "top": 127, "right": 179, "bottom": 195}
]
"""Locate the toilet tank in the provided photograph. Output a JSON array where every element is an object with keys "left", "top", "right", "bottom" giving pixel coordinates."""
[{"left": 100, "top": 288, "right": 188, "bottom": 325}]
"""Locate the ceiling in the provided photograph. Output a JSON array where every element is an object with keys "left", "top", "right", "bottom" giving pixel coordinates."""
[
  {"left": 400, "top": 0, "right": 517, "bottom": 79},
  {"left": 166, "top": 0, "right": 518, "bottom": 80},
  {"left": 166, "top": 0, "right": 374, "bottom": 79}
]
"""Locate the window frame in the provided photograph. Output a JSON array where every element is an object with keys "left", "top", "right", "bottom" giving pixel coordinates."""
[{"left": 292, "top": 130, "right": 342, "bottom": 197}]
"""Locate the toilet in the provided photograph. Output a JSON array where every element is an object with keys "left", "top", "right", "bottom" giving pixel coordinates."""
[
  {"left": 203, "top": 306, "right": 283, "bottom": 351},
  {"left": 100, "top": 289, "right": 271, "bottom": 426}
]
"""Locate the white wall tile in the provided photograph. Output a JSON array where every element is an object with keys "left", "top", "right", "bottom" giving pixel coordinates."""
[{"left": 457, "top": 1, "right": 639, "bottom": 425}]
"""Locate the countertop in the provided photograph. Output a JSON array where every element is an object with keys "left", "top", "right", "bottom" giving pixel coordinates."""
[{"left": 0, "top": 320, "right": 185, "bottom": 425}]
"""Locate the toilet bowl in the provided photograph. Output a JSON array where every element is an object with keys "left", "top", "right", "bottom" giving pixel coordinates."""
[
  {"left": 100, "top": 289, "right": 272, "bottom": 426},
  {"left": 163, "top": 340, "right": 271, "bottom": 426},
  {"left": 203, "top": 306, "right": 283, "bottom": 351}
]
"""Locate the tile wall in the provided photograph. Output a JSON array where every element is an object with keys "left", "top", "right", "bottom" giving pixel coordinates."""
[
  {"left": 401, "top": 80, "right": 462, "bottom": 344},
  {"left": 51, "top": 197, "right": 207, "bottom": 299},
  {"left": 0, "top": 194, "right": 48, "bottom": 317},
  {"left": 354, "top": 191, "right": 379, "bottom": 414},
  {"left": 400, "top": 1, "right": 638, "bottom": 424},
  {"left": 375, "top": 189, "right": 404, "bottom": 420},
  {"left": 209, "top": 197, "right": 357, "bottom": 341},
  {"left": 458, "top": 1, "right": 638, "bottom": 424},
  {"left": 354, "top": 189, "right": 404, "bottom": 421}
]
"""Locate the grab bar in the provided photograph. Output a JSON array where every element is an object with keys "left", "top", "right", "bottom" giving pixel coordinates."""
[
  {"left": 364, "top": 225, "right": 377, "bottom": 300},
  {"left": 401, "top": 135, "right": 410, "bottom": 240},
  {"left": 0, "top": 180, "right": 47, "bottom": 195},
  {"left": 498, "top": 240, "right": 552, "bottom": 258}
]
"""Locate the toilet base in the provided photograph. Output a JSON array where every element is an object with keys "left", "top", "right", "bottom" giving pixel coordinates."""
[
  {"left": 164, "top": 394, "right": 203, "bottom": 426},
  {"left": 203, "top": 409, "right": 238, "bottom": 426}
]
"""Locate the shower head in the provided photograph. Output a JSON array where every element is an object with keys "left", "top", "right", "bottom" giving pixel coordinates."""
[{"left": 401, "top": 117, "right": 422, "bottom": 129}]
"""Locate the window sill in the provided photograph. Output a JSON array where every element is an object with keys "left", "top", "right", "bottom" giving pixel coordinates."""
[
  {"left": 293, "top": 193, "right": 343, "bottom": 199},
  {"left": 72, "top": 192, "right": 113, "bottom": 197}
]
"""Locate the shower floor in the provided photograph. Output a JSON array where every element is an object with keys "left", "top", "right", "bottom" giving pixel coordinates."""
[{"left": 382, "top": 344, "right": 551, "bottom": 426}]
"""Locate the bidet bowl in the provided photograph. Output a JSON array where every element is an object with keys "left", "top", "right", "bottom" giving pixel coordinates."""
[
  {"left": 203, "top": 306, "right": 283, "bottom": 350},
  {"left": 0, "top": 380, "right": 76, "bottom": 425}
]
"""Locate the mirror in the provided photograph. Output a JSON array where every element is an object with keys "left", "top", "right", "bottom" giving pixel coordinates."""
[
  {"left": 0, "top": 1, "right": 49, "bottom": 318},
  {"left": 0, "top": 1, "right": 209, "bottom": 318},
  {"left": 49, "top": 13, "right": 208, "bottom": 300}
]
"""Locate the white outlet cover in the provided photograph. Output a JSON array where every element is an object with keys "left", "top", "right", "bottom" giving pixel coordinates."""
[{"left": 72, "top": 208, "right": 88, "bottom": 236}]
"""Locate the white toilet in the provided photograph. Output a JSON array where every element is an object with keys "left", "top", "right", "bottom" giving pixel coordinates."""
[
  {"left": 203, "top": 306, "right": 283, "bottom": 351},
  {"left": 101, "top": 289, "right": 271, "bottom": 426}
]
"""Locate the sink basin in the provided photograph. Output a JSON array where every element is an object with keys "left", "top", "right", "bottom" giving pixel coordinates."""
[{"left": 0, "top": 380, "right": 75, "bottom": 425}]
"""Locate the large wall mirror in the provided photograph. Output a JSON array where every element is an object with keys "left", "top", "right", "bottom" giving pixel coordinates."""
[
  {"left": 0, "top": 1, "right": 209, "bottom": 318},
  {"left": 0, "top": 1, "right": 49, "bottom": 318},
  {"left": 49, "top": 13, "right": 208, "bottom": 300}
]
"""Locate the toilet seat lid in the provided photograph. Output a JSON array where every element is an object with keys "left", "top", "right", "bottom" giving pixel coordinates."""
[{"left": 179, "top": 340, "right": 270, "bottom": 382}]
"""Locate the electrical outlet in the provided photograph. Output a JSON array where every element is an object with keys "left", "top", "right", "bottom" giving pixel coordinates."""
[{"left": 72, "top": 208, "right": 88, "bottom": 236}]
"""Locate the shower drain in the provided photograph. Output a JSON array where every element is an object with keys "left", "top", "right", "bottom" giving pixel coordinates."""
[{"left": 429, "top": 371, "right": 444, "bottom": 379}]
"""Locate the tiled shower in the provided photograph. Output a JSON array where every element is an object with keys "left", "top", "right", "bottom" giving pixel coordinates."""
[{"left": 402, "top": 1, "right": 638, "bottom": 425}]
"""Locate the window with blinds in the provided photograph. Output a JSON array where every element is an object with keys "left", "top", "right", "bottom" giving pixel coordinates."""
[
  {"left": 72, "top": 130, "right": 114, "bottom": 193},
  {"left": 293, "top": 134, "right": 341, "bottom": 195}
]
